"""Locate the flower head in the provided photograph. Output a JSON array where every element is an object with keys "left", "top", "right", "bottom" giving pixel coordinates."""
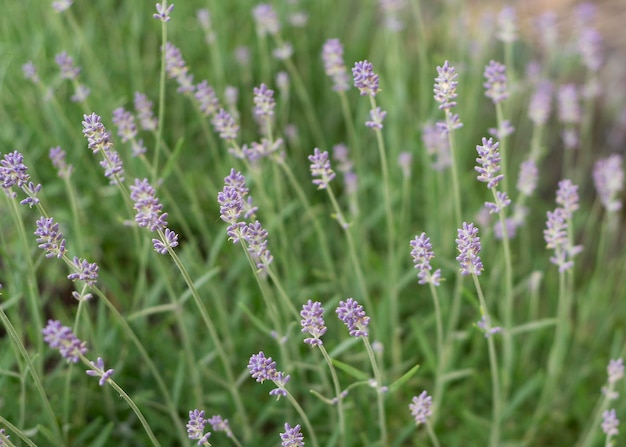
[
  {"left": 134, "top": 92, "right": 158, "bottom": 131},
  {"left": 163, "top": 42, "right": 194, "bottom": 93},
  {"left": 483, "top": 60, "right": 508, "bottom": 104},
  {"left": 195, "top": 80, "right": 220, "bottom": 116},
  {"left": 555, "top": 179, "right": 579, "bottom": 218},
  {"left": 529, "top": 81, "right": 553, "bottom": 126},
  {"left": 300, "top": 300, "right": 327, "bottom": 346},
  {"left": 152, "top": 228, "right": 179, "bottom": 255},
  {"left": 336, "top": 298, "right": 370, "bottom": 337},
  {"left": 52, "top": 0, "right": 73, "bottom": 12},
  {"left": 322, "top": 39, "right": 350, "bottom": 92},
  {"left": 410, "top": 233, "right": 441, "bottom": 286},
  {"left": 308, "top": 148, "right": 335, "bottom": 189},
  {"left": 207, "top": 415, "right": 233, "bottom": 438},
  {"left": 86, "top": 357, "right": 115, "bottom": 386},
  {"left": 558, "top": 84, "right": 581, "bottom": 124},
  {"left": 475, "top": 137, "right": 504, "bottom": 189},
  {"left": 608, "top": 359, "right": 625, "bottom": 385},
  {"left": 280, "top": 423, "right": 304, "bottom": 447},
  {"left": 130, "top": 178, "right": 168, "bottom": 232},
  {"left": 409, "top": 391, "right": 432, "bottom": 426},
  {"left": 187, "top": 409, "right": 212, "bottom": 445},
  {"left": 496, "top": 6, "right": 518, "bottom": 43},
  {"left": 55, "top": 51, "right": 80, "bottom": 80},
  {"left": 433, "top": 61, "right": 458, "bottom": 110},
  {"left": 517, "top": 159, "right": 538, "bottom": 196},
  {"left": 242, "top": 221, "right": 273, "bottom": 274},
  {"left": 112, "top": 107, "right": 138, "bottom": 143},
  {"left": 352, "top": 60, "right": 380, "bottom": 97},
  {"left": 0, "top": 150, "right": 30, "bottom": 189},
  {"left": 593, "top": 155, "right": 623, "bottom": 213},
  {"left": 153, "top": 2, "right": 174, "bottom": 22},
  {"left": 22, "top": 61, "right": 40, "bottom": 83},
  {"left": 34, "top": 217, "right": 67, "bottom": 259},
  {"left": 247, "top": 351, "right": 290, "bottom": 397},
  {"left": 212, "top": 109, "right": 239, "bottom": 141},
  {"left": 456, "top": 222, "right": 483, "bottom": 276},
  {"left": 253, "top": 83, "right": 276, "bottom": 119},
  {"left": 49, "top": 146, "right": 73, "bottom": 179},
  {"left": 67, "top": 257, "right": 99, "bottom": 287},
  {"left": 602, "top": 409, "right": 619, "bottom": 436},
  {"left": 365, "top": 107, "right": 387, "bottom": 129},
  {"left": 43, "top": 319, "right": 88, "bottom": 363},
  {"left": 253, "top": 4, "right": 280, "bottom": 36}
]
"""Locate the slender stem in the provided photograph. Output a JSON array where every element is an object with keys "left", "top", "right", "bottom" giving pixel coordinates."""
[
  {"left": 285, "top": 391, "right": 320, "bottom": 447},
  {"left": 319, "top": 345, "right": 346, "bottom": 446},
  {"left": 363, "top": 336, "right": 387, "bottom": 446},
  {"left": 444, "top": 110, "right": 463, "bottom": 226},
  {"left": 153, "top": 7, "right": 169, "bottom": 184}
]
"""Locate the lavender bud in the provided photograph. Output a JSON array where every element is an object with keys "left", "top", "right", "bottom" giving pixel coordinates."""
[
  {"left": 555, "top": 179, "right": 579, "bottom": 218},
  {"left": 22, "top": 61, "right": 40, "bottom": 83},
  {"left": 195, "top": 80, "right": 220, "bottom": 116},
  {"left": 409, "top": 391, "right": 432, "bottom": 425},
  {"left": 308, "top": 148, "right": 335, "bottom": 189},
  {"left": 496, "top": 6, "right": 518, "bottom": 43},
  {"left": 529, "top": 81, "right": 553, "bottom": 126},
  {"left": 410, "top": 233, "right": 442, "bottom": 286},
  {"left": 433, "top": 60, "right": 458, "bottom": 110},
  {"left": 300, "top": 300, "right": 327, "bottom": 346},
  {"left": 52, "top": 0, "right": 73, "bottom": 13},
  {"left": 253, "top": 4, "right": 280, "bottom": 36},
  {"left": 602, "top": 409, "right": 619, "bottom": 436},
  {"left": 163, "top": 42, "right": 194, "bottom": 93},
  {"left": 558, "top": 84, "right": 581, "bottom": 124},
  {"left": 456, "top": 222, "right": 483, "bottom": 276},
  {"left": 475, "top": 137, "right": 504, "bottom": 189},
  {"left": 42, "top": 319, "right": 88, "bottom": 363},
  {"left": 34, "top": 217, "right": 67, "bottom": 258},
  {"left": 130, "top": 178, "right": 168, "bottom": 232},
  {"left": 365, "top": 107, "right": 387, "bottom": 129},
  {"left": 253, "top": 83, "right": 276, "bottom": 119},
  {"left": 578, "top": 27, "right": 603, "bottom": 72},
  {"left": 111, "top": 107, "right": 138, "bottom": 143},
  {"left": 187, "top": 409, "right": 212, "bottom": 444},
  {"left": 67, "top": 257, "right": 99, "bottom": 287},
  {"left": 483, "top": 60, "right": 508, "bottom": 104},
  {"left": 152, "top": 228, "right": 179, "bottom": 255},
  {"left": 134, "top": 92, "right": 158, "bottom": 131},
  {"left": 153, "top": 2, "right": 174, "bottom": 22},
  {"left": 212, "top": 109, "right": 240, "bottom": 141},
  {"left": 55, "top": 51, "right": 80, "bottom": 80},
  {"left": 0, "top": 150, "right": 30, "bottom": 189},
  {"left": 593, "top": 155, "right": 623, "bottom": 213},
  {"left": 477, "top": 314, "right": 502, "bottom": 337},
  {"left": 85, "top": 357, "right": 115, "bottom": 386},
  {"left": 517, "top": 159, "right": 538, "bottom": 196},
  {"left": 207, "top": 415, "right": 233, "bottom": 438},
  {"left": 247, "top": 351, "right": 290, "bottom": 397},
  {"left": 322, "top": 39, "right": 350, "bottom": 92},
  {"left": 273, "top": 43, "right": 294, "bottom": 60},
  {"left": 485, "top": 191, "right": 511, "bottom": 214},
  {"left": 608, "top": 358, "right": 625, "bottom": 385},
  {"left": 280, "top": 423, "right": 304, "bottom": 447},
  {"left": 352, "top": 60, "right": 380, "bottom": 97},
  {"left": 336, "top": 298, "right": 369, "bottom": 337}
]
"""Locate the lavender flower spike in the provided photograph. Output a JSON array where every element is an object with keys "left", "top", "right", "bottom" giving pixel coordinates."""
[
  {"left": 410, "top": 233, "right": 442, "bottom": 286},
  {"left": 475, "top": 137, "right": 504, "bottom": 189},
  {"left": 322, "top": 38, "right": 350, "bottom": 92},
  {"left": 134, "top": 92, "right": 158, "bottom": 131},
  {"left": 280, "top": 423, "right": 304, "bottom": 447},
  {"left": 67, "top": 257, "right": 99, "bottom": 287},
  {"left": 187, "top": 409, "right": 212, "bottom": 445},
  {"left": 153, "top": 2, "right": 174, "bottom": 22},
  {"left": 409, "top": 391, "right": 433, "bottom": 426},
  {"left": 365, "top": 107, "right": 387, "bottom": 129},
  {"left": 253, "top": 4, "right": 280, "bottom": 36},
  {"left": 253, "top": 83, "right": 276, "bottom": 119},
  {"left": 34, "top": 217, "right": 67, "bottom": 259},
  {"left": 602, "top": 409, "right": 619, "bottom": 436},
  {"left": 130, "top": 178, "right": 168, "bottom": 232},
  {"left": 309, "top": 148, "right": 335, "bottom": 189},
  {"left": 248, "top": 351, "right": 291, "bottom": 397},
  {"left": 212, "top": 109, "right": 239, "bottom": 141},
  {"left": 483, "top": 60, "right": 508, "bottom": 104},
  {"left": 300, "top": 300, "right": 327, "bottom": 346},
  {"left": 43, "top": 319, "right": 88, "bottom": 363},
  {"left": 593, "top": 155, "right": 623, "bottom": 213},
  {"left": 336, "top": 298, "right": 370, "bottom": 337},
  {"left": 152, "top": 228, "right": 179, "bottom": 255},
  {"left": 0, "top": 150, "right": 30, "bottom": 189},
  {"left": 456, "top": 222, "right": 483, "bottom": 276},
  {"left": 555, "top": 179, "right": 580, "bottom": 218},
  {"left": 352, "top": 60, "right": 380, "bottom": 97},
  {"left": 433, "top": 60, "right": 458, "bottom": 110},
  {"left": 207, "top": 415, "right": 234, "bottom": 438},
  {"left": 86, "top": 357, "right": 115, "bottom": 386}
]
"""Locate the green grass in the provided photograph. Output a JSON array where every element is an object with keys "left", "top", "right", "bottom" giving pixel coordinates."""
[{"left": 0, "top": 1, "right": 625, "bottom": 446}]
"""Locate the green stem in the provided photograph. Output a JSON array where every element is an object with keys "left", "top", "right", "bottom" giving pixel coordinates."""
[{"left": 363, "top": 337, "right": 387, "bottom": 446}]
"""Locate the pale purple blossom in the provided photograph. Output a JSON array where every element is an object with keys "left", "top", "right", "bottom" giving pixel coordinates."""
[
  {"left": 43, "top": 319, "right": 88, "bottom": 363},
  {"left": 528, "top": 81, "right": 553, "bottom": 126},
  {"left": 485, "top": 191, "right": 511, "bottom": 214},
  {"left": 555, "top": 179, "right": 579, "bottom": 218},
  {"left": 602, "top": 409, "right": 619, "bottom": 437},
  {"left": 410, "top": 233, "right": 442, "bottom": 286},
  {"left": 195, "top": 81, "right": 220, "bottom": 116},
  {"left": 55, "top": 51, "right": 80, "bottom": 80},
  {"left": 483, "top": 60, "right": 508, "bottom": 104},
  {"left": 152, "top": 228, "right": 179, "bottom": 255},
  {"left": 242, "top": 220, "right": 273, "bottom": 273},
  {"left": 187, "top": 409, "right": 212, "bottom": 445},
  {"left": 34, "top": 216, "right": 67, "bottom": 259},
  {"left": 517, "top": 159, "right": 538, "bottom": 196},
  {"left": 352, "top": 60, "right": 380, "bottom": 97},
  {"left": 71, "top": 83, "right": 91, "bottom": 103},
  {"left": 477, "top": 314, "right": 502, "bottom": 337},
  {"left": 52, "top": 0, "right": 73, "bottom": 12},
  {"left": 593, "top": 155, "right": 623, "bottom": 212},
  {"left": 434, "top": 61, "right": 458, "bottom": 110},
  {"left": 409, "top": 391, "right": 432, "bottom": 425},
  {"left": 336, "top": 298, "right": 369, "bottom": 337},
  {"left": 0, "top": 150, "right": 30, "bottom": 189},
  {"left": 112, "top": 107, "right": 137, "bottom": 143},
  {"left": 253, "top": 83, "right": 275, "bottom": 119},
  {"left": 436, "top": 113, "right": 463, "bottom": 133},
  {"left": 558, "top": 84, "right": 581, "bottom": 124},
  {"left": 86, "top": 357, "right": 115, "bottom": 386},
  {"left": 578, "top": 27, "right": 603, "bottom": 72},
  {"left": 300, "top": 300, "right": 327, "bottom": 346},
  {"left": 496, "top": 6, "right": 518, "bottom": 43},
  {"left": 163, "top": 42, "right": 194, "bottom": 93},
  {"left": 212, "top": 109, "right": 240, "bottom": 141},
  {"left": 273, "top": 43, "right": 294, "bottom": 60},
  {"left": 67, "top": 257, "right": 99, "bottom": 287},
  {"left": 309, "top": 148, "right": 335, "bottom": 189},
  {"left": 488, "top": 120, "right": 514, "bottom": 139},
  {"left": 365, "top": 107, "right": 387, "bottom": 129},
  {"left": 134, "top": 92, "right": 158, "bottom": 131},
  {"left": 475, "top": 137, "right": 504, "bottom": 189},
  {"left": 322, "top": 39, "right": 350, "bottom": 91},
  {"left": 456, "top": 222, "right": 483, "bottom": 276},
  {"left": 280, "top": 423, "right": 304, "bottom": 447},
  {"left": 207, "top": 415, "right": 233, "bottom": 438},
  {"left": 247, "top": 351, "right": 290, "bottom": 397},
  {"left": 22, "top": 61, "right": 39, "bottom": 83},
  {"left": 153, "top": 2, "right": 174, "bottom": 22},
  {"left": 50, "top": 146, "right": 73, "bottom": 178},
  {"left": 253, "top": 4, "right": 280, "bottom": 36}
]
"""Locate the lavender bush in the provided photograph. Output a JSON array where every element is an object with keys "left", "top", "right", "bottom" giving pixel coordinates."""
[{"left": 1, "top": 1, "right": 625, "bottom": 446}]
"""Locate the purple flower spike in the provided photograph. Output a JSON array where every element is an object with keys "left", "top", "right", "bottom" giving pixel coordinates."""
[
  {"left": 336, "top": 298, "right": 370, "bottom": 337},
  {"left": 517, "top": 159, "right": 538, "bottom": 196},
  {"left": 434, "top": 60, "right": 458, "bottom": 110},
  {"left": 163, "top": 42, "right": 194, "bottom": 93},
  {"left": 280, "top": 423, "right": 304, "bottom": 447},
  {"left": 152, "top": 228, "right": 179, "bottom": 255},
  {"left": 207, "top": 415, "right": 233, "bottom": 438},
  {"left": 365, "top": 107, "right": 387, "bottom": 129},
  {"left": 602, "top": 409, "right": 619, "bottom": 436},
  {"left": 248, "top": 351, "right": 290, "bottom": 397},
  {"left": 22, "top": 61, "right": 40, "bottom": 83},
  {"left": 456, "top": 222, "right": 483, "bottom": 276},
  {"left": 529, "top": 81, "right": 553, "bottom": 126},
  {"left": 134, "top": 92, "right": 158, "bottom": 131},
  {"left": 608, "top": 358, "right": 624, "bottom": 385},
  {"left": 153, "top": 2, "right": 174, "bottom": 22},
  {"left": 300, "top": 300, "right": 327, "bottom": 346},
  {"left": 483, "top": 60, "right": 508, "bottom": 104},
  {"left": 55, "top": 51, "right": 80, "bottom": 81},
  {"left": 555, "top": 179, "right": 579, "bottom": 218},
  {"left": 130, "top": 178, "right": 168, "bottom": 232},
  {"left": 409, "top": 391, "right": 432, "bottom": 426},
  {"left": 242, "top": 221, "right": 273, "bottom": 273},
  {"left": 112, "top": 107, "right": 138, "bottom": 143},
  {"left": 485, "top": 191, "right": 511, "bottom": 214},
  {"left": 195, "top": 80, "right": 220, "bottom": 117},
  {"left": 496, "top": 6, "right": 518, "bottom": 43},
  {"left": 578, "top": 27, "right": 603, "bottom": 73},
  {"left": 475, "top": 137, "right": 504, "bottom": 189},
  {"left": 187, "top": 409, "right": 212, "bottom": 445},
  {"left": 410, "top": 233, "right": 442, "bottom": 286},
  {"left": 352, "top": 60, "right": 380, "bottom": 97},
  {"left": 253, "top": 3, "right": 280, "bottom": 36},
  {"left": 308, "top": 148, "right": 335, "bottom": 189},
  {"left": 50, "top": 146, "right": 73, "bottom": 178},
  {"left": 86, "top": 357, "right": 115, "bottom": 386},
  {"left": 477, "top": 314, "right": 502, "bottom": 337},
  {"left": 34, "top": 216, "right": 67, "bottom": 259},
  {"left": 67, "top": 257, "right": 99, "bottom": 287},
  {"left": 558, "top": 84, "right": 581, "bottom": 124},
  {"left": 593, "top": 155, "right": 623, "bottom": 213},
  {"left": 42, "top": 319, "right": 88, "bottom": 363},
  {"left": 253, "top": 83, "right": 276, "bottom": 119},
  {"left": 322, "top": 39, "right": 350, "bottom": 92},
  {"left": 0, "top": 150, "right": 30, "bottom": 189},
  {"left": 212, "top": 108, "right": 240, "bottom": 141}
]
